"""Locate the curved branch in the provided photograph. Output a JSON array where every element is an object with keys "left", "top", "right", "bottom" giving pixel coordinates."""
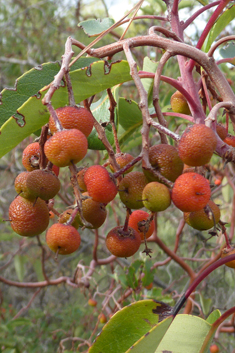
[{"left": 208, "top": 35, "right": 235, "bottom": 57}]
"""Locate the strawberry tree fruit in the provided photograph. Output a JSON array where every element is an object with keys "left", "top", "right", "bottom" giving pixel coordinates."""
[
  {"left": 25, "top": 169, "right": 60, "bottom": 201},
  {"left": 172, "top": 172, "right": 211, "bottom": 212},
  {"left": 46, "top": 223, "right": 81, "bottom": 255},
  {"left": 78, "top": 192, "right": 107, "bottom": 229},
  {"left": 128, "top": 210, "right": 154, "bottom": 240},
  {"left": 142, "top": 181, "right": 171, "bottom": 212},
  {"left": 216, "top": 124, "right": 227, "bottom": 141},
  {"left": 49, "top": 106, "right": 94, "bottom": 137},
  {"left": 14, "top": 171, "right": 34, "bottom": 200},
  {"left": 84, "top": 165, "right": 117, "bottom": 204},
  {"left": 44, "top": 129, "right": 88, "bottom": 167},
  {"left": 221, "top": 247, "right": 235, "bottom": 268},
  {"left": 170, "top": 90, "right": 191, "bottom": 115},
  {"left": 77, "top": 168, "right": 88, "bottom": 192},
  {"left": 184, "top": 200, "right": 220, "bottom": 231},
  {"left": 9, "top": 196, "right": 49, "bottom": 237},
  {"left": 144, "top": 144, "right": 183, "bottom": 183},
  {"left": 209, "top": 344, "right": 219, "bottom": 353},
  {"left": 99, "top": 313, "right": 107, "bottom": 324},
  {"left": 58, "top": 209, "right": 81, "bottom": 229},
  {"left": 105, "top": 226, "right": 141, "bottom": 257},
  {"left": 88, "top": 299, "right": 97, "bottom": 307},
  {"left": 22, "top": 142, "right": 41, "bottom": 171},
  {"left": 118, "top": 171, "right": 148, "bottom": 209},
  {"left": 178, "top": 124, "right": 217, "bottom": 166},
  {"left": 224, "top": 134, "right": 235, "bottom": 147},
  {"left": 109, "top": 153, "right": 135, "bottom": 174}
]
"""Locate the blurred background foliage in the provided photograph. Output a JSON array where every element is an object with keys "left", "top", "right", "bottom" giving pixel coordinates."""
[{"left": 1, "top": 0, "right": 235, "bottom": 352}]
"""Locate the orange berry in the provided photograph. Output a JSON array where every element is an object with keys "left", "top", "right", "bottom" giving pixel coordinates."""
[
  {"left": 118, "top": 171, "right": 148, "bottom": 209},
  {"left": 214, "top": 178, "right": 221, "bottom": 186},
  {"left": 106, "top": 226, "right": 141, "bottom": 257},
  {"left": 172, "top": 173, "right": 211, "bottom": 212},
  {"left": 79, "top": 192, "right": 107, "bottom": 229},
  {"left": 221, "top": 247, "right": 235, "bottom": 268},
  {"left": 170, "top": 91, "right": 191, "bottom": 115},
  {"left": 49, "top": 106, "right": 94, "bottom": 137},
  {"left": 9, "top": 196, "right": 49, "bottom": 237},
  {"left": 224, "top": 134, "right": 235, "bottom": 147},
  {"left": 88, "top": 299, "right": 97, "bottom": 307},
  {"left": 110, "top": 153, "right": 135, "bottom": 174},
  {"left": 216, "top": 124, "right": 227, "bottom": 140},
  {"left": 142, "top": 181, "right": 171, "bottom": 212},
  {"left": 26, "top": 169, "right": 60, "bottom": 200},
  {"left": 99, "top": 313, "right": 107, "bottom": 324},
  {"left": 44, "top": 129, "right": 88, "bottom": 167},
  {"left": 14, "top": 171, "right": 34, "bottom": 200},
  {"left": 129, "top": 210, "right": 154, "bottom": 240},
  {"left": 52, "top": 165, "right": 60, "bottom": 177},
  {"left": 22, "top": 142, "right": 40, "bottom": 171},
  {"left": 84, "top": 165, "right": 117, "bottom": 204},
  {"left": 46, "top": 223, "right": 81, "bottom": 255},
  {"left": 178, "top": 124, "right": 217, "bottom": 166},
  {"left": 145, "top": 144, "right": 183, "bottom": 183},
  {"left": 184, "top": 200, "right": 220, "bottom": 230},
  {"left": 209, "top": 344, "right": 219, "bottom": 353},
  {"left": 77, "top": 168, "right": 88, "bottom": 192},
  {"left": 58, "top": 208, "right": 81, "bottom": 229}
]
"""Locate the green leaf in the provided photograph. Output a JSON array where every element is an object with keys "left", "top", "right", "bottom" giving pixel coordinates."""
[
  {"left": 199, "top": 294, "right": 212, "bottom": 316},
  {"left": 220, "top": 42, "right": 235, "bottom": 65},
  {"left": 78, "top": 18, "right": 115, "bottom": 36},
  {"left": 156, "top": 314, "right": 213, "bottom": 352},
  {"left": 6, "top": 318, "right": 32, "bottom": 330},
  {"left": 222, "top": 177, "right": 233, "bottom": 202},
  {"left": 0, "top": 60, "right": 132, "bottom": 158},
  {"left": 141, "top": 57, "right": 158, "bottom": 103},
  {"left": 88, "top": 86, "right": 119, "bottom": 150},
  {"left": 14, "top": 255, "right": 25, "bottom": 282},
  {"left": 195, "top": 0, "right": 208, "bottom": 5},
  {"left": 206, "top": 309, "right": 221, "bottom": 324},
  {"left": 204, "top": 5, "right": 235, "bottom": 52},
  {"left": 118, "top": 98, "right": 142, "bottom": 131},
  {"left": 33, "top": 259, "right": 44, "bottom": 282},
  {"left": 89, "top": 299, "right": 169, "bottom": 353},
  {"left": 125, "top": 317, "right": 173, "bottom": 353}
]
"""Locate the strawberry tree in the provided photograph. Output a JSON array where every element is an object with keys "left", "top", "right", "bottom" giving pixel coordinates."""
[{"left": 1, "top": 0, "right": 235, "bottom": 351}]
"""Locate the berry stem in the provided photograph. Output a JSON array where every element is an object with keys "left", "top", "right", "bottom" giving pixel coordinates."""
[
  {"left": 123, "top": 208, "right": 131, "bottom": 232},
  {"left": 107, "top": 88, "right": 121, "bottom": 154},
  {"left": 46, "top": 102, "right": 63, "bottom": 132},
  {"left": 64, "top": 71, "right": 76, "bottom": 106},
  {"left": 113, "top": 155, "right": 142, "bottom": 178}
]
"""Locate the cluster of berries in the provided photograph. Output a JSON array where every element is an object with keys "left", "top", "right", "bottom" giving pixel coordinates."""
[{"left": 8, "top": 103, "right": 226, "bottom": 259}]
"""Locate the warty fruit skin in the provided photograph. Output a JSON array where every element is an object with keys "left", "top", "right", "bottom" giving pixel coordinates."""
[
  {"left": 14, "top": 171, "right": 34, "bottom": 200},
  {"left": 184, "top": 200, "right": 220, "bottom": 230},
  {"left": 106, "top": 226, "right": 141, "bottom": 257},
  {"left": 118, "top": 171, "right": 148, "bottom": 209},
  {"left": 49, "top": 106, "right": 94, "bottom": 137},
  {"left": 9, "top": 196, "right": 49, "bottom": 237},
  {"left": 129, "top": 210, "right": 154, "bottom": 240},
  {"left": 46, "top": 223, "right": 81, "bottom": 255},
  {"left": 109, "top": 153, "right": 135, "bottom": 174},
  {"left": 145, "top": 144, "right": 183, "bottom": 183},
  {"left": 26, "top": 169, "right": 60, "bottom": 201},
  {"left": 221, "top": 247, "right": 235, "bottom": 268},
  {"left": 22, "top": 142, "right": 40, "bottom": 171},
  {"left": 84, "top": 165, "right": 117, "bottom": 204},
  {"left": 44, "top": 129, "right": 88, "bottom": 167},
  {"left": 172, "top": 172, "right": 211, "bottom": 212},
  {"left": 170, "top": 90, "right": 191, "bottom": 115},
  {"left": 178, "top": 124, "right": 217, "bottom": 166},
  {"left": 142, "top": 181, "right": 171, "bottom": 212}
]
